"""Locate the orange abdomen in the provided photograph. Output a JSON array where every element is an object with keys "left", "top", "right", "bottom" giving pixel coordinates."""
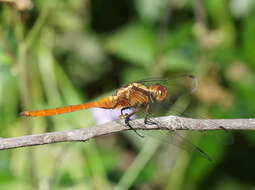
[{"left": 21, "top": 96, "right": 118, "bottom": 117}]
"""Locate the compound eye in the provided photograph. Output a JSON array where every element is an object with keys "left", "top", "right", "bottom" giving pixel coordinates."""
[
  {"left": 159, "top": 90, "right": 162, "bottom": 95},
  {"left": 150, "top": 84, "right": 168, "bottom": 101}
]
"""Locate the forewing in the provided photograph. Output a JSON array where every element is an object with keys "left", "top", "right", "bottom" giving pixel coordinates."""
[
  {"left": 139, "top": 74, "right": 198, "bottom": 117},
  {"left": 123, "top": 75, "right": 229, "bottom": 161},
  {"left": 128, "top": 117, "right": 212, "bottom": 161}
]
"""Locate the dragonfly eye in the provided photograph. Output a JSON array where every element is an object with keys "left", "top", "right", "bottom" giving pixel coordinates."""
[{"left": 150, "top": 84, "right": 168, "bottom": 101}]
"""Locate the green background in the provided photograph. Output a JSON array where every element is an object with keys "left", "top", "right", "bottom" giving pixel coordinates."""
[{"left": 1, "top": 0, "right": 255, "bottom": 189}]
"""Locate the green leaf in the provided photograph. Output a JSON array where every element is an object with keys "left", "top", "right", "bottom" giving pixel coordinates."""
[
  {"left": 106, "top": 23, "right": 156, "bottom": 66},
  {"left": 162, "top": 51, "right": 195, "bottom": 72},
  {"left": 135, "top": 0, "right": 169, "bottom": 23}
]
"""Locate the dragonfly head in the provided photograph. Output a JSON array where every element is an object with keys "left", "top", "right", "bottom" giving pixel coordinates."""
[{"left": 150, "top": 84, "right": 168, "bottom": 101}]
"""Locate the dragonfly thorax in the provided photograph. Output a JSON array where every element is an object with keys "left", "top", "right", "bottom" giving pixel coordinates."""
[{"left": 150, "top": 84, "right": 168, "bottom": 101}]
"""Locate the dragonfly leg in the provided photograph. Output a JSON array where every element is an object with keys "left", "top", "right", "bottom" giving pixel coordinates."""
[
  {"left": 121, "top": 107, "right": 132, "bottom": 116},
  {"left": 144, "top": 115, "right": 158, "bottom": 125},
  {"left": 144, "top": 114, "right": 158, "bottom": 126},
  {"left": 124, "top": 108, "right": 144, "bottom": 138},
  {"left": 125, "top": 117, "right": 144, "bottom": 138},
  {"left": 144, "top": 104, "right": 158, "bottom": 126},
  {"left": 219, "top": 126, "right": 227, "bottom": 131}
]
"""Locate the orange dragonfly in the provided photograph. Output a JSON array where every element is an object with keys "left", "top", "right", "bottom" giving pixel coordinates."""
[
  {"left": 21, "top": 74, "right": 196, "bottom": 134},
  {"left": 21, "top": 74, "right": 212, "bottom": 160}
]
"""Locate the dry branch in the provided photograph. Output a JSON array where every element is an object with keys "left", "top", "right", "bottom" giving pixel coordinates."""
[{"left": 0, "top": 116, "right": 255, "bottom": 150}]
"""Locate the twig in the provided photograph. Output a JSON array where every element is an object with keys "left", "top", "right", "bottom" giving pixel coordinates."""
[{"left": 1, "top": 116, "right": 255, "bottom": 150}]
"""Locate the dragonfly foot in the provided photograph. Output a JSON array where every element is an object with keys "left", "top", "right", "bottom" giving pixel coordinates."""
[
  {"left": 125, "top": 118, "right": 144, "bottom": 138},
  {"left": 219, "top": 126, "right": 227, "bottom": 131},
  {"left": 145, "top": 120, "right": 158, "bottom": 126},
  {"left": 144, "top": 117, "right": 158, "bottom": 126}
]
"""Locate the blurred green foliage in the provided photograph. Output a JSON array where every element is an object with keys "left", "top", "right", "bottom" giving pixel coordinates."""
[{"left": 1, "top": 0, "right": 255, "bottom": 189}]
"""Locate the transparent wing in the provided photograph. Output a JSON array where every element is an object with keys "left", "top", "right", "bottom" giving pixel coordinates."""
[
  {"left": 128, "top": 117, "right": 212, "bottom": 161},
  {"left": 131, "top": 103, "right": 231, "bottom": 162},
  {"left": 169, "top": 130, "right": 212, "bottom": 161},
  {"left": 141, "top": 74, "right": 198, "bottom": 117},
  {"left": 136, "top": 74, "right": 198, "bottom": 94},
  {"left": 126, "top": 74, "right": 197, "bottom": 95},
  {"left": 118, "top": 74, "right": 227, "bottom": 161},
  {"left": 169, "top": 105, "right": 234, "bottom": 146}
]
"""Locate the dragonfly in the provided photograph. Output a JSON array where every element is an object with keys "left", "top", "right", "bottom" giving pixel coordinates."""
[
  {"left": 21, "top": 74, "right": 196, "bottom": 132},
  {"left": 21, "top": 74, "right": 213, "bottom": 161}
]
